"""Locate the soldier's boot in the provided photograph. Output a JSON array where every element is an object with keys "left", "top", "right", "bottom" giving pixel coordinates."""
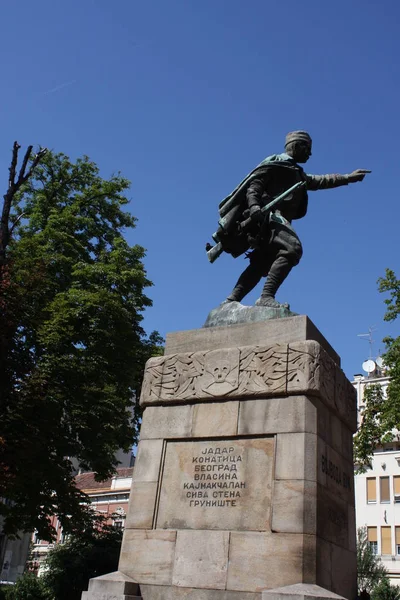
[
  {"left": 255, "top": 256, "right": 292, "bottom": 308},
  {"left": 224, "top": 263, "right": 262, "bottom": 303}
]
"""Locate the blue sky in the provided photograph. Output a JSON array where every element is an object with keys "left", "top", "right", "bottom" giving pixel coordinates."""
[{"left": 1, "top": 0, "right": 399, "bottom": 379}]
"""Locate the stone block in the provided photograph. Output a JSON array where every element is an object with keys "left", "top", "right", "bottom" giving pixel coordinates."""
[
  {"left": 132, "top": 439, "right": 163, "bottom": 483},
  {"left": 274, "top": 433, "right": 317, "bottom": 482},
  {"left": 262, "top": 583, "right": 348, "bottom": 600},
  {"left": 140, "top": 405, "right": 193, "bottom": 439},
  {"left": 84, "top": 570, "right": 140, "bottom": 598},
  {"left": 227, "top": 531, "right": 308, "bottom": 592},
  {"left": 119, "top": 530, "right": 176, "bottom": 585},
  {"left": 328, "top": 415, "right": 342, "bottom": 456},
  {"left": 238, "top": 396, "right": 317, "bottom": 436},
  {"left": 314, "top": 539, "right": 357, "bottom": 599},
  {"left": 318, "top": 444, "right": 354, "bottom": 505},
  {"left": 315, "top": 538, "right": 332, "bottom": 592},
  {"left": 140, "top": 586, "right": 261, "bottom": 600},
  {"left": 340, "top": 425, "right": 353, "bottom": 463},
  {"left": 316, "top": 403, "right": 329, "bottom": 443},
  {"left": 303, "top": 534, "right": 317, "bottom": 583},
  {"left": 335, "top": 368, "right": 358, "bottom": 433},
  {"left": 172, "top": 530, "right": 229, "bottom": 589},
  {"left": 125, "top": 482, "right": 158, "bottom": 529},
  {"left": 348, "top": 505, "right": 356, "bottom": 552},
  {"left": 330, "top": 544, "right": 357, "bottom": 599},
  {"left": 317, "top": 486, "right": 349, "bottom": 548},
  {"left": 82, "top": 594, "right": 140, "bottom": 599},
  {"left": 165, "top": 316, "right": 339, "bottom": 365},
  {"left": 271, "top": 480, "right": 317, "bottom": 534},
  {"left": 191, "top": 401, "right": 239, "bottom": 437},
  {"left": 156, "top": 437, "right": 274, "bottom": 531},
  {"left": 319, "top": 413, "right": 352, "bottom": 462}
]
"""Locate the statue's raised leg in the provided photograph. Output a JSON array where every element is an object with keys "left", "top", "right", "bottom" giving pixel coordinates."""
[{"left": 225, "top": 262, "right": 263, "bottom": 303}]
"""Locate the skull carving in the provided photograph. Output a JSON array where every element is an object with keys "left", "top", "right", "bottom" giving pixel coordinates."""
[{"left": 201, "top": 348, "right": 240, "bottom": 397}]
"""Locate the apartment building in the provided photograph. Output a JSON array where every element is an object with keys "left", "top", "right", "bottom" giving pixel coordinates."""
[
  {"left": 353, "top": 368, "right": 400, "bottom": 584},
  {"left": 30, "top": 466, "right": 133, "bottom": 576}
]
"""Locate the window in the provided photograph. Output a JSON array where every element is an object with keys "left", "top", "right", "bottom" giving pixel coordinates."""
[
  {"left": 381, "top": 526, "right": 392, "bottom": 555},
  {"left": 394, "top": 477, "right": 400, "bottom": 503},
  {"left": 90, "top": 493, "right": 129, "bottom": 503},
  {"left": 367, "top": 478, "right": 377, "bottom": 503},
  {"left": 380, "top": 477, "right": 390, "bottom": 503},
  {"left": 113, "top": 520, "right": 123, "bottom": 529},
  {"left": 396, "top": 527, "right": 400, "bottom": 555},
  {"left": 368, "top": 527, "right": 378, "bottom": 555}
]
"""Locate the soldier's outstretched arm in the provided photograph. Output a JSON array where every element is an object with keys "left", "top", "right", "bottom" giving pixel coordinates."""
[{"left": 306, "top": 169, "right": 371, "bottom": 190}]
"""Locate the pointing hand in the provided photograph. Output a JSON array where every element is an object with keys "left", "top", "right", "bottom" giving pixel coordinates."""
[{"left": 347, "top": 169, "right": 371, "bottom": 183}]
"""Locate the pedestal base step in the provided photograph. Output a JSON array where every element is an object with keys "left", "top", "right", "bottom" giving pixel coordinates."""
[
  {"left": 82, "top": 594, "right": 141, "bottom": 600},
  {"left": 81, "top": 571, "right": 141, "bottom": 600},
  {"left": 262, "top": 584, "right": 348, "bottom": 600}
]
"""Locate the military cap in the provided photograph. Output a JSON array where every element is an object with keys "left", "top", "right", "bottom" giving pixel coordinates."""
[{"left": 285, "top": 130, "right": 312, "bottom": 147}]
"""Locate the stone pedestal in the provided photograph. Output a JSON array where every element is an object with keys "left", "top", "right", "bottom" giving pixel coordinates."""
[{"left": 83, "top": 316, "right": 357, "bottom": 600}]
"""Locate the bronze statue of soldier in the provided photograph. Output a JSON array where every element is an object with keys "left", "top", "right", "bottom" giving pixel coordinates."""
[{"left": 207, "top": 131, "right": 370, "bottom": 309}]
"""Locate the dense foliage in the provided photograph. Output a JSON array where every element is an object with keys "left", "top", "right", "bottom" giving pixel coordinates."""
[
  {"left": 42, "top": 521, "right": 122, "bottom": 600},
  {"left": 2, "top": 573, "right": 49, "bottom": 600},
  {"left": 0, "top": 149, "right": 162, "bottom": 539},
  {"left": 372, "top": 578, "right": 400, "bottom": 600},
  {"left": 354, "top": 269, "right": 400, "bottom": 471},
  {"left": 357, "top": 527, "right": 388, "bottom": 595}
]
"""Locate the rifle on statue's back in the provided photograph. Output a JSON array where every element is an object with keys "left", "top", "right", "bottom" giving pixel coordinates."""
[{"left": 206, "top": 181, "right": 306, "bottom": 263}]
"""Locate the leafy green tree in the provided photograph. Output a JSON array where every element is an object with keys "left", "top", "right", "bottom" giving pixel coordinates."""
[
  {"left": 354, "top": 269, "right": 400, "bottom": 470},
  {"left": 354, "top": 384, "right": 393, "bottom": 472},
  {"left": 0, "top": 148, "right": 162, "bottom": 540},
  {"left": 2, "top": 573, "right": 49, "bottom": 600},
  {"left": 357, "top": 527, "right": 388, "bottom": 595},
  {"left": 372, "top": 578, "right": 400, "bottom": 600},
  {"left": 42, "top": 520, "right": 122, "bottom": 600}
]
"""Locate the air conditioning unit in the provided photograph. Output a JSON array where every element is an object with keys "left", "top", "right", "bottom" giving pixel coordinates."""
[{"left": 395, "top": 495, "right": 400, "bottom": 503}]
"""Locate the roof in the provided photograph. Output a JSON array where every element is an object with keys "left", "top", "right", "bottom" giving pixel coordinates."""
[{"left": 75, "top": 467, "right": 134, "bottom": 492}]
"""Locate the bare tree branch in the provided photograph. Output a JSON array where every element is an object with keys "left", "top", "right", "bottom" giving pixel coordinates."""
[
  {"left": 17, "top": 145, "right": 33, "bottom": 185},
  {"left": 20, "top": 147, "right": 47, "bottom": 186},
  {"left": 8, "top": 141, "right": 21, "bottom": 190},
  {"left": 9, "top": 212, "right": 26, "bottom": 235},
  {"left": 0, "top": 143, "right": 47, "bottom": 266}
]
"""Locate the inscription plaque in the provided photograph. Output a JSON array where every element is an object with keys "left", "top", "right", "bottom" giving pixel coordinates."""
[{"left": 156, "top": 437, "right": 274, "bottom": 531}]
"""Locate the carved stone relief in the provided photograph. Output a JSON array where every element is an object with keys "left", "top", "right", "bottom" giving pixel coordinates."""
[
  {"left": 201, "top": 349, "right": 240, "bottom": 397},
  {"left": 238, "top": 346, "right": 287, "bottom": 394},
  {"left": 140, "top": 345, "right": 288, "bottom": 405},
  {"left": 141, "top": 356, "right": 165, "bottom": 403},
  {"left": 287, "top": 341, "right": 335, "bottom": 410},
  {"left": 139, "top": 342, "right": 354, "bottom": 432}
]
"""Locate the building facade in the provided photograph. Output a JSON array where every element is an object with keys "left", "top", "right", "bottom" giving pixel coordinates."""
[
  {"left": 0, "top": 523, "right": 31, "bottom": 584},
  {"left": 30, "top": 466, "right": 133, "bottom": 576},
  {"left": 353, "top": 370, "right": 400, "bottom": 584}
]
